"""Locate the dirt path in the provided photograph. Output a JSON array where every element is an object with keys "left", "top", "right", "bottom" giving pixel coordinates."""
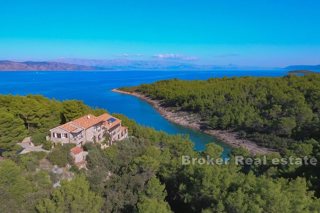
[{"left": 112, "top": 89, "right": 275, "bottom": 155}]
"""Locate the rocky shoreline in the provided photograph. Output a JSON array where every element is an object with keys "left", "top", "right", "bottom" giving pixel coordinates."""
[{"left": 112, "top": 89, "right": 275, "bottom": 155}]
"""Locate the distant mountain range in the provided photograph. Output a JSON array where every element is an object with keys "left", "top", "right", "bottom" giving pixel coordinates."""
[
  {"left": 54, "top": 58, "right": 217, "bottom": 71},
  {"left": 0, "top": 59, "right": 216, "bottom": 71},
  {"left": 54, "top": 58, "right": 283, "bottom": 71},
  {"left": 0, "top": 60, "right": 100, "bottom": 71},
  {"left": 0, "top": 59, "right": 319, "bottom": 72}
]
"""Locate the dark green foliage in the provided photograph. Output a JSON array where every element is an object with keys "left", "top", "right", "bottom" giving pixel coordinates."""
[
  {"left": 31, "top": 132, "right": 47, "bottom": 146},
  {"left": 288, "top": 70, "right": 320, "bottom": 76},
  {"left": 86, "top": 137, "right": 174, "bottom": 212},
  {"left": 36, "top": 175, "right": 103, "bottom": 213},
  {"left": 84, "top": 116, "right": 320, "bottom": 213},
  {"left": 0, "top": 110, "right": 27, "bottom": 150},
  {"left": 0, "top": 95, "right": 62, "bottom": 133},
  {"left": 136, "top": 177, "right": 171, "bottom": 212},
  {"left": 85, "top": 115, "right": 192, "bottom": 212},
  {"left": 31, "top": 132, "right": 52, "bottom": 150},
  {"left": 124, "top": 75, "right": 320, "bottom": 151},
  {"left": 0, "top": 95, "right": 104, "bottom": 152},
  {"left": 121, "top": 77, "right": 320, "bottom": 211},
  {"left": 2, "top": 94, "right": 320, "bottom": 212},
  {"left": 16, "top": 152, "right": 47, "bottom": 172},
  {"left": 47, "top": 144, "right": 74, "bottom": 167},
  {"left": 0, "top": 160, "right": 52, "bottom": 213},
  {"left": 0, "top": 160, "right": 34, "bottom": 212},
  {"left": 61, "top": 100, "right": 92, "bottom": 122}
]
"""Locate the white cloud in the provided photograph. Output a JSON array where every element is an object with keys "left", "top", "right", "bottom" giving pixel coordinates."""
[{"left": 153, "top": 53, "right": 198, "bottom": 61}]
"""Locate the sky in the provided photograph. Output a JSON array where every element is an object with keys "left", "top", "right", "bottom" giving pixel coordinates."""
[{"left": 1, "top": 0, "right": 320, "bottom": 67}]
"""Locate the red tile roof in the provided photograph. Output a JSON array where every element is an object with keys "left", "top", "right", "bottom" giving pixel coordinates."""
[
  {"left": 53, "top": 113, "right": 123, "bottom": 133},
  {"left": 97, "top": 113, "right": 112, "bottom": 121},
  {"left": 70, "top": 146, "right": 83, "bottom": 155},
  {"left": 72, "top": 114, "right": 102, "bottom": 129},
  {"left": 60, "top": 123, "right": 80, "bottom": 132}
]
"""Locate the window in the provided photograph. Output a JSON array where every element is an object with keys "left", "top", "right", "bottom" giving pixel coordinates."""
[
  {"left": 65, "top": 133, "right": 68, "bottom": 138},
  {"left": 52, "top": 133, "right": 56, "bottom": 138},
  {"left": 57, "top": 133, "right": 61, "bottom": 138}
]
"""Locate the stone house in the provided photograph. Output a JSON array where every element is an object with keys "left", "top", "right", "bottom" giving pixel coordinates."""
[{"left": 49, "top": 113, "right": 128, "bottom": 147}]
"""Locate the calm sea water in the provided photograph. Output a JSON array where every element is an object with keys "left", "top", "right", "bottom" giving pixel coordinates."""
[{"left": 0, "top": 70, "right": 288, "bottom": 157}]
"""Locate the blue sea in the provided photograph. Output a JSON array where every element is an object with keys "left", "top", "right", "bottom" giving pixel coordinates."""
[{"left": 0, "top": 70, "right": 288, "bottom": 157}]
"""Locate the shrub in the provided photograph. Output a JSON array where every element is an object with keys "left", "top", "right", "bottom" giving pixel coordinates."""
[{"left": 47, "top": 144, "right": 74, "bottom": 167}]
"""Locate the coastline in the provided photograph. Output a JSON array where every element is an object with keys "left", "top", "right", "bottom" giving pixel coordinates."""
[{"left": 112, "top": 89, "right": 275, "bottom": 155}]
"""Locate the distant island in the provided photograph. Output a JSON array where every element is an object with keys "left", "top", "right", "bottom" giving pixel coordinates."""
[{"left": 0, "top": 60, "right": 101, "bottom": 71}]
